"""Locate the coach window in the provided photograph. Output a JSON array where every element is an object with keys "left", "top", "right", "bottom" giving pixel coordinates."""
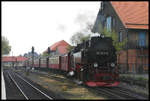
[{"left": 62, "top": 57, "right": 64, "bottom": 63}]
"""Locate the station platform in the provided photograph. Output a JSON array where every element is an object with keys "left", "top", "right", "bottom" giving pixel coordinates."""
[{"left": 1, "top": 71, "right": 6, "bottom": 100}]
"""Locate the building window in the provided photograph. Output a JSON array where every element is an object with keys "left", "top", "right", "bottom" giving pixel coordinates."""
[
  {"left": 138, "top": 31, "right": 146, "bottom": 47},
  {"left": 106, "top": 16, "right": 111, "bottom": 32},
  {"left": 103, "top": 15, "right": 106, "bottom": 27},
  {"left": 119, "top": 32, "right": 123, "bottom": 42},
  {"left": 112, "top": 17, "right": 115, "bottom": 28}
]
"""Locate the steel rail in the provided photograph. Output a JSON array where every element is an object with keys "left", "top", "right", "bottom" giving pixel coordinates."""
[
  {"left": 7, "top": 71, "right": 29, "bottom": 100},
  {"left": 103, "top": 88, "right": 135, "bottom": 99},
  {"left": 96, "top": 88, "right": 125, "bottom": 99},
  {"left": 109, "top": 87, "right": 147, "bottom": 99},
  {"left": 14, "top": 72, "right": 53, "bottom": 100}
]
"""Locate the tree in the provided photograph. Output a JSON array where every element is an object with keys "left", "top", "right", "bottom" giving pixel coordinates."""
[
  {"left": 66, "top": 45, "right": 74, "bottom": 52},
  {"left": 98, "top": 26, "right": 127, "bottom": 67},
  {"left": 70, "top": 23, "right": 93, "bottom": 46},
  {"left": 2, "top": 36, "right": 11, "bottom": 55},
  {"left": 84, "top": 22, "right": 94, "bottom": 32},
  {"left": 42, "top": 51, "right": 51, "bottom": 57},
  {"left": 101, "top": 27, "right": 127, "bottom": 53},
  {"left": 70, "top": 32, "right": 84, "bottom": 46}
]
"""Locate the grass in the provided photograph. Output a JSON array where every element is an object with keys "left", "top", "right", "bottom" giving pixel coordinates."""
[{"left": 135, "top": 76, "right": 148, "bottom": 82}]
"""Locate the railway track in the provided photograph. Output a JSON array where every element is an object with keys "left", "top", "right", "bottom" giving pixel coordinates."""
[
  {"left": 89, "top": 87, "right": 125, "bottom": 99},
  {"left": 112, "top": 87, "right": 149, "bottom": 98},
  {"left": 12, "top": 68, "right": 148, "bottom": 100},
  {"left": 106, "top": 87, "right": 148, "bottom": 100},
  {"left": 3, "top": 70, "right": 27, "bottom": 99},
  {"left": 4, "top": 69, "right": 53, "bottom": 100},
  {"left": 32, "top": 69, "right": 148, "bottom": 99},
  {"left": 87, "top": 86, "right": 148, "bottom": 99},
  {"left": 98, "top": 87, "right": 145, "bottom": 99}
]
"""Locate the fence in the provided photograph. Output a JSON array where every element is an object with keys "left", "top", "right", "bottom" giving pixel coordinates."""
[{"left": 118, "top": 63, "right": 148, "bottom": 74}]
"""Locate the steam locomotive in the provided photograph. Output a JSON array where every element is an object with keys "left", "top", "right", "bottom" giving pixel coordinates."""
[
  {"left": 24, "top": 34, "right": 120, "bottom": 87},
  {"left": 69, "top": 34, "right": 120, "bottom": 86}
]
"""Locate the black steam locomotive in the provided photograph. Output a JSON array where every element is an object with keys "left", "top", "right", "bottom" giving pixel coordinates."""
[{"left": 70, "top": 34, "right": 119, "bottom": 86}]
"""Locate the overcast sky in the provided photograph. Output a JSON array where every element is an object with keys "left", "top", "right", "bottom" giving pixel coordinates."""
[{"left": 2, "top": 2, "right": 100, "bottom": 56}]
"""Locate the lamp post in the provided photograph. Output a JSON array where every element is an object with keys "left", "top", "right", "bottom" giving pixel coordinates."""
[
  {"left": 12, "top": 52, "right": 13, "bottom": 68},
  {"left": 32, "top": 46, "right": 34, "bottom": 70},
  {"left": 47, "top": 47, "right": 50, "bottom": 69},
  {"left": 16, "top": 57, "right": 17, "bottom": 69},
  {"left": 39, "top": 56, "right": 41, "bottom": 68}
]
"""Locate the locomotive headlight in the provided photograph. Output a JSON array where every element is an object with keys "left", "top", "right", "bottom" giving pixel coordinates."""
[
  {"left": 111, "top": 63, "right": 115, "bottom": 67},
  {"left": 96, "top": 51, "right": 100, "bottom": 55},
  {"left": 94, "top": 63, "right": 98, "bottom": 67}
]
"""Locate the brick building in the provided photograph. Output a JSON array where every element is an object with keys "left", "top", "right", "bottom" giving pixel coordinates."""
[
  {"left": 45, "top": 40, "right": 70, "bottom": 56},
  {"left": 92, "top": 1, "right": 149, "bottom": 73}
]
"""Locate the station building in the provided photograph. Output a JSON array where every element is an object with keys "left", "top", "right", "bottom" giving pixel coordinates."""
[{"left": 2, "top": 56, "right": 28, "bottom": 67}]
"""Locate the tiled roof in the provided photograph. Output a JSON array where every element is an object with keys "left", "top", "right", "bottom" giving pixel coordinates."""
[
  {"left": 45, "top": 40, "right": 70, "bottom": 55},
  {"left": 2, "top": 56, "right": 28, "bottom": 62},
  {"left": 57, "top": 45, "right": 69, "bottom": 55},
  {"left": 111, "top": 1, "right": 149, "bottom": 29},
  {"left": 50, "top": 40, "right": 70, "bottom": 51}
]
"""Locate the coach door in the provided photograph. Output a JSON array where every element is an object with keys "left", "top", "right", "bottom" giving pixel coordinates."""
[
  {"left": 59, "top": 56, "right": 61, "bottom": 70},
  {"left": 47, "top": 57, "right": 49, "bottom": 68},
  {"left": 67, "top": 53, "right": 71, "bottom": 71}
]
